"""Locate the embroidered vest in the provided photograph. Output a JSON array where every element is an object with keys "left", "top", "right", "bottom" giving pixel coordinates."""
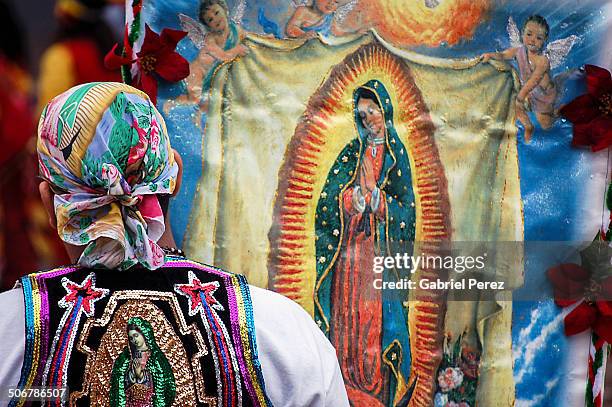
[{"left": 11, "top": 257, "right": 272, "bottom": 407}]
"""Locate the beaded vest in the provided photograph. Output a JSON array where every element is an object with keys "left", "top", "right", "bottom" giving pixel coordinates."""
[{"left": 10, "top": 256, "right": 272, "bottom": 407}]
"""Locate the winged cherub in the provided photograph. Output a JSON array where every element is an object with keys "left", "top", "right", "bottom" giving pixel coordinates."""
[
  {"left": 481, "top": 15, "right": 578, "bottom": 142},
  {"left": 165, "top": 0, "right": 248, "bottom": 115},
  {"left": 285, "top": 0, "right": 364, "bottom": 39}
]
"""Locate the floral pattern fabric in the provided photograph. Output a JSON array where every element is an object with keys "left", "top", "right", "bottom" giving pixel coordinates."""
[{"left": 37, "top": 82, "right": 178, "bottom": 270}]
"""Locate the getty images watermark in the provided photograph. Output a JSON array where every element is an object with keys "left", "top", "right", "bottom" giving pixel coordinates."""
[
  {"left": 372, "top": 252, "right": 507, "bottom": 291},
  {"left": 364, "top": 241, "right": 612, "bottom": 301}
]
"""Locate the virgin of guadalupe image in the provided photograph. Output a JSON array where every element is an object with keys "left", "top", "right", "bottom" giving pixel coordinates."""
[
  {"left": 314, "top": 80, "right": 416, "bottom": 406},
  {"left": 110, "top": 317, "right": 176, "bottom": 407}
]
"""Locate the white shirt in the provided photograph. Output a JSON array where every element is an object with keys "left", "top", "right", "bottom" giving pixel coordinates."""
[{"left": 0, "top": 284, "right": 348, "bottom": 407}]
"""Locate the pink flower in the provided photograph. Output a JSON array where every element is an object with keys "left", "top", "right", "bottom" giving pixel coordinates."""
[{"left": 438, "top": 367, "right": 464, "bottom": 393}]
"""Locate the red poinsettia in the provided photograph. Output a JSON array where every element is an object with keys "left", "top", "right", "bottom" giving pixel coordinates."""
[
  {"left": 105, "top": 24, "right": 189, "bottom": 104},
  {"left": 560, "top": 65, "right": 612, "bottom": 152},
  {"left": 547, "top": 240, "right": 612, "bottom": 343}
]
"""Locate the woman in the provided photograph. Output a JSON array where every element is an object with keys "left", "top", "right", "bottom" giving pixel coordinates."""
[
  {"left": 314, "top": 80, "right": 416, "bottom": 406},
  {"left": 110, "top": 317, "right": 176, "bottom": 407}
]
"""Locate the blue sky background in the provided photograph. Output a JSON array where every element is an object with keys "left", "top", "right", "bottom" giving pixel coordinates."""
[{"left": 143, "top": 1, "right": 611, "bottom": 405}]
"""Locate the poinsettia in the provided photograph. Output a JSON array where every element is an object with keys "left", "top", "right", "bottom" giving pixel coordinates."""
[
  {"left": 547, "top": 237, "right": 612, "bottom": 342},
  {"left": 105, "top": 24, "right": 189, "bottom": 104},
  {"left": 560, "top": 65, "right": 612, "bottom": 152}
]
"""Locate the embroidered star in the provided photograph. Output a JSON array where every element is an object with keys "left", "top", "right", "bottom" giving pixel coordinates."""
[
  {"left": 410, "top": 202, "right": 415, "bottom": 207},
  {"left": 400, "top": 221, "right": 406, "bottom": 229},
  {"left": 333, "top": 229, "right": 340, "bottom": 236},
  {"left": 318, "top": 256, "right": 326, "bottom": 263},
  {"left": 341, "top": 156, "right": 348, "bottom": 162},
  {"left": 59, "top": 273, "right": 109, "bottom": 317},
  {"left": 333, "top": 169, "right": 339, "bottom": 174},
  {"left": 175, "top": 270, "right": 224, "bottom": 316},
  {"left": 321, "top": 191, "right": 327, "bottom": 199}
]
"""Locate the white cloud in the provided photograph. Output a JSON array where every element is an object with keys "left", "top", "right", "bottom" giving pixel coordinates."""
[
  {"left": 515, "top": 377, "right": 559, "bottom": 407},
  {"left": 514, "top": 306, "right": 569, "bottom": 384},
  {"left": 513, "top": 306, "right": 543, "bottom": 361}
]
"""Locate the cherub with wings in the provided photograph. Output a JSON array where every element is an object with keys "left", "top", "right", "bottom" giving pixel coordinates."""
[
  {"left": 481, "top": 15, "right": 578, "bottom": 142},
  {"left": 285, "top": 0, "right": 365, "bottom": 39},
  {"left": 165, "top": 0, "right": 248, "bottom": 115}
]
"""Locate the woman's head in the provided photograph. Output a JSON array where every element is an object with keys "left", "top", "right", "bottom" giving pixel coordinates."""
[
  {"left": 127, "top": 324, "right": 148, "bottom": 352},
  {"left": 356, "top": 88, "right": 385, "bottom": 138},
  {"left": 522, "top": 15, "right": 549, "bottom": 53},
  {"left": 199, "top": 0, "right": 229, "bottom": 32}
]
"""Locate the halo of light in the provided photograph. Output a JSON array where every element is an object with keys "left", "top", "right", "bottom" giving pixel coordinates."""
[{"left": 359, "top": 0, "right": 490, "bottom": 47}]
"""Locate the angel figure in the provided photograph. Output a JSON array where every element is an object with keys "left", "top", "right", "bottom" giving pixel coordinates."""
[
  {"left": 481, "top": 15, "right": 578, "bottom": 142},
  {"left": 285, "top": 0, "right": 366, "bottom": 39},
  {"left": 164, "top": 0, "right": 248, "bottom": 116}
]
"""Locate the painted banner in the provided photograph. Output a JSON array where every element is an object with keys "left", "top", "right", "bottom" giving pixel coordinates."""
[{"left": 126, "top": 1, "right": 612, "bottom": 405}]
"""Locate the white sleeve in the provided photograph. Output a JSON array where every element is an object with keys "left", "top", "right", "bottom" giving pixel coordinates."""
[
  {"left": 249, "top": 286, "right": 349, "bottom": 407},
  {"left": 0, "top": 288, "right": 25, "bottom": 389}
]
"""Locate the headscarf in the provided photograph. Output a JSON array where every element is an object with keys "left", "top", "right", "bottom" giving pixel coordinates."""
[{"left": 37, "top": 82, "right": 178, "bottom": 270}]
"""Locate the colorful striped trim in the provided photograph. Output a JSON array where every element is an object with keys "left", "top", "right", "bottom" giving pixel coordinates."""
[
  {"left": 10, "top": 266, "right": 77, "bottom": 407},
  {"left": 165, "top": 257, "right": 272, "bottom": 406}
]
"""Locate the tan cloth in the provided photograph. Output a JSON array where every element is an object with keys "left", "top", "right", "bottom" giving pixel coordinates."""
[{"left": 183, "top": 31, "right": 523, "bottom": 405}]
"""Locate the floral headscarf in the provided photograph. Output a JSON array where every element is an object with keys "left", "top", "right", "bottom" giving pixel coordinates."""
[{"left": 37, "top": 82, "right": 178, "bottom": 270}]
